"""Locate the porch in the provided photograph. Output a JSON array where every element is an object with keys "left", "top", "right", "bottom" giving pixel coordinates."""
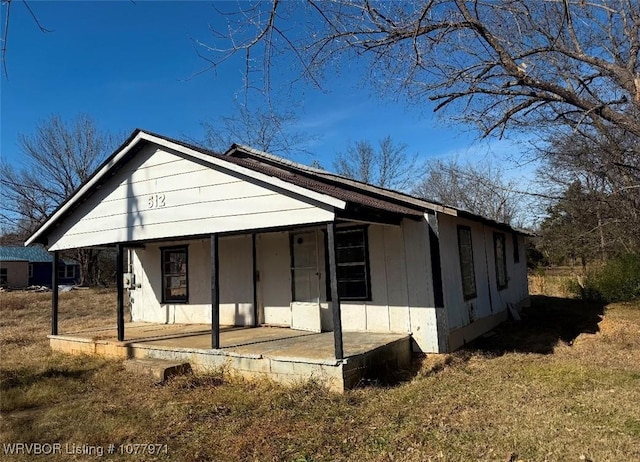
[{"left": 49, "top": 323, "right": 412, "bottom": 391}]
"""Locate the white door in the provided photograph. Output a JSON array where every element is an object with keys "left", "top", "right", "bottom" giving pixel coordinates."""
[{"left": 290, "top": 231, "right": 322, "bottom": 332}]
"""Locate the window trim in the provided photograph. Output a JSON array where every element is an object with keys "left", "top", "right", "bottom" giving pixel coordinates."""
[
  {"left": 457, "top": 225, "right": 477, "bottom": 301},
  {"left": 494, "top": 232, "right": 508, "bottom": 290},
  {"left": 161, "top": 245, "right": 189, "bottom": 304}
]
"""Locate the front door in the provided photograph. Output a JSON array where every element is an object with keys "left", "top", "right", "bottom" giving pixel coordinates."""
[{"left": 290, "top": 230, "right": 321, "bottom": 332}]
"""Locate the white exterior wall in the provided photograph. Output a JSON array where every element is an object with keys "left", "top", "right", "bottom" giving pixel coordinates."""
[
  {"left": 129, "top": 220, "right": 443, "bottom": 352},
  {"left": 437, "top": 213, "right": 529, "bottom": 349},
  {"left": 130, "top": 236, "right": 254, "bottom": 325},
  {"left": 47, "top": 145, "right": 334, "bottom": 250},
  {"left": 130, "top": 231, "right": 300, "bottom": 328},
  {"left": 256, "top": 232, "right": 292, "bottom": 327},
  {"left": 338, "top": 219, "right": 440, "bottom": 352},
  {"left": 129, "top": 213, "right": 525, "bottom": 354}
]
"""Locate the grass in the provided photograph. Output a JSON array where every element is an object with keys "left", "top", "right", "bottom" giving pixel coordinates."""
[
  {"left": 1, "top": 284, "right": 640, "bottom": 461},
  {"left": 528, "top": 266, "right": 587, "bottom": 298}
]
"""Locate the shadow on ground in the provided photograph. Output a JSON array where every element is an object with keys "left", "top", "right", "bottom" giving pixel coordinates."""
[
  {"left": 464, "top": 295, "right": 606, "bottom": 356},
  {"left": 361, "top": 296, "right": 606, "bottom": 388}
]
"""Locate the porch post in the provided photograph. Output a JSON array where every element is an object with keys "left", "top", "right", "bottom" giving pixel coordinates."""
[
  {"left": 210, "top": 233, "right": 220, "bottom": 349},
  {"left": 252, "top": 233, "right": 258, "bottom": 327},
  {"left": 116, "top": 244, "right": 125, "bottom": 342},
  {"left": 51, "top": 250, "right": 59, "bottom": 335},
  {"left": 326, "top": 222, "right": 344, "bottom": 360}
]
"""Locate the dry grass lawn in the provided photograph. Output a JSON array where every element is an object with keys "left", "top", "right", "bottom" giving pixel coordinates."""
[{"left": 1, "top": 285, "right": 639, "bottom": 461}]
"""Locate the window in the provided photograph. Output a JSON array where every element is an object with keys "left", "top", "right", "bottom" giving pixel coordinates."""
[
  {"left": 161, "top": 246, "right": 188, "bottom": 303},
  {"left": 335, "top": 227, "right": 371, "bottom": 300},
  {"left": 494, "top": 232, "right": 508, "bottom": 290},
  {"left": 457, "top": 226, "right": 477, "bottom": 300},
  {"left": 513, "top": 233, "right": 520, "bottom": 264},
  {"left": 0, "top": 268, "right": 7, "bottom": 285},
  {"left": 29, "top": 264, "right": 34, "bottom": 278},
  {"left": 58, "top": 265, "right": 75, "bottom": 279}
]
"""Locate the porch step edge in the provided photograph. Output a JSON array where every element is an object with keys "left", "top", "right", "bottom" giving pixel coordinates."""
[{"left": 124, "top": 358, "right": 191, "bottom": 383}]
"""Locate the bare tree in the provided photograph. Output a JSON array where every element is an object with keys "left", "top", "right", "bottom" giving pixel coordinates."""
[
  {"left": 199, "top": 102, "right": 317, "bottom": 158},
  {"left": 203, "top": 0, "right": 639, "bottom": 255},
  {"left": 0, "top": 114, "right": 118, "bottom": 285},
  {"left": 413, "top": 159, "right": 526, "bottom": 225},
  {"left": 537, "top": 127, "right": 640, "bottom": 261},
  {"left": 202, "top": 1, "right": 640, "bottom": 139},
  {"left": 333, "top": 135, "right": 422, "bottom": 191}
]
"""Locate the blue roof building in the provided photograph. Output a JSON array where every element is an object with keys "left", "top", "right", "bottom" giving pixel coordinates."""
[{"left": 0, "top": 246, "right": 80, "bottom": 287}]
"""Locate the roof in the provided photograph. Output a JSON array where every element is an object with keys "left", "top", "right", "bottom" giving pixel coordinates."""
[
  {"left": 225, "top": 144, "right": 457, "bottom": 216},
  {"left": 222, "top": 154, "right": 424, "bottom": 217},
  {"left": 223, "top": 145, "right": 533, "bottom": 235},
  {"left": 26, "top": 129, "right": 529, "bottom": 247},
  {"left": 0, "top": 246, "right": 76, "bottom": 264}
]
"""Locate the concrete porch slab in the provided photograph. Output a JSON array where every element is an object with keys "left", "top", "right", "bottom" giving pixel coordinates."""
[{"left": 49, "top": 323, "right": 412, "bottom": 392}]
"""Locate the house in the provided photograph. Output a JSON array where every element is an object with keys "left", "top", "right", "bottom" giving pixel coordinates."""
[
  {"left": 25, "top": 129, "right": 529, "bottom": 389},
  {"left": 0, "top": 246, "right": 80, "bottom": 288}
]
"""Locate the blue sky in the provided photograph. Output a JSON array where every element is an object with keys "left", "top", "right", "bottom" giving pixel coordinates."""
[{"left": 1, "top": 1, "right": 527, "bottom": 174}]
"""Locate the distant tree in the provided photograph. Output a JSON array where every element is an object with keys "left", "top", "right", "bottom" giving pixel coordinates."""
[
  {"left": 333, "top": 136, "right": 422, "bottom": 191},
  {"left": 539, "top": 182, "right": 605, "bottom": 267},
  {"left": 537, "top": 127, "right": 640, "bottom": 264},
  {"left": 413, "top": 159, "right": 526, "bottom": 225},
  {"left": 0, "top": 230, "right": 25, "bottom": 246},
  {"left": 200, "top": 102, "right": 316, "bottom": 158},
  {"left": 0, "top": 114, "right": 118, "bottom": 285}
]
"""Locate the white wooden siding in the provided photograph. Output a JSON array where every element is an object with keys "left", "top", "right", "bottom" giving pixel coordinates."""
[
  {"left": 131, "top": 237, "right": 254, "bottom": 325},
  {"left": 47, "top": 145, "right": 335, "bottom": 250},
  {"left": 256, "top": 232, "right": 292, "bottom": 326},
  {"left": 438, "top": 213, "right": 529, "bottom": 339},
  {"left": 129, "top": 215, "right": 525, "bottom": 353},
  {"left": 402, "top": 218, "right": 441, "bottom": 352},
  {"left": 339, "top": 220, "right": 440, "bottom": 352}
]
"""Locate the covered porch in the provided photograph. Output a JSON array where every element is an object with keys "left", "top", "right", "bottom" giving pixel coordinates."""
[
  {"left": 26, "top": 131, "right": 429, "bottom": 390},
  {"left": 48, "top": 323, "right": 412, "bottom": 391}
]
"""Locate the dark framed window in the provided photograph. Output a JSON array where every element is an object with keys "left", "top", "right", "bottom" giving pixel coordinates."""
[
  {"left": 161, "top": 246, "right": 188, "bottom": 303},
  {"left": 0, "top": 268, "right": 7, "bottom": 285},
  {"left": 58, "top": 265, "right": 75, "bottom": 279},
  {"left": 513, "top": 233, "right": 520, "bottom": 264},
  {"left": 457, "top": 226, "right": 477, "bottom": 300},
  {"left": 335, "top": 227, "right": 371, "bottom": 301},
  {"left": 29, "top": 264, "right": 34, "bottom": 278},
  {"left": 494, "top": 232, "right": 508, "bottom": 290}
]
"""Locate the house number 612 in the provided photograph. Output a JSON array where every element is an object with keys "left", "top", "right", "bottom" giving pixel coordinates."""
[{"left": 148, "top": 193, "right": 166, "bottom": 209}]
